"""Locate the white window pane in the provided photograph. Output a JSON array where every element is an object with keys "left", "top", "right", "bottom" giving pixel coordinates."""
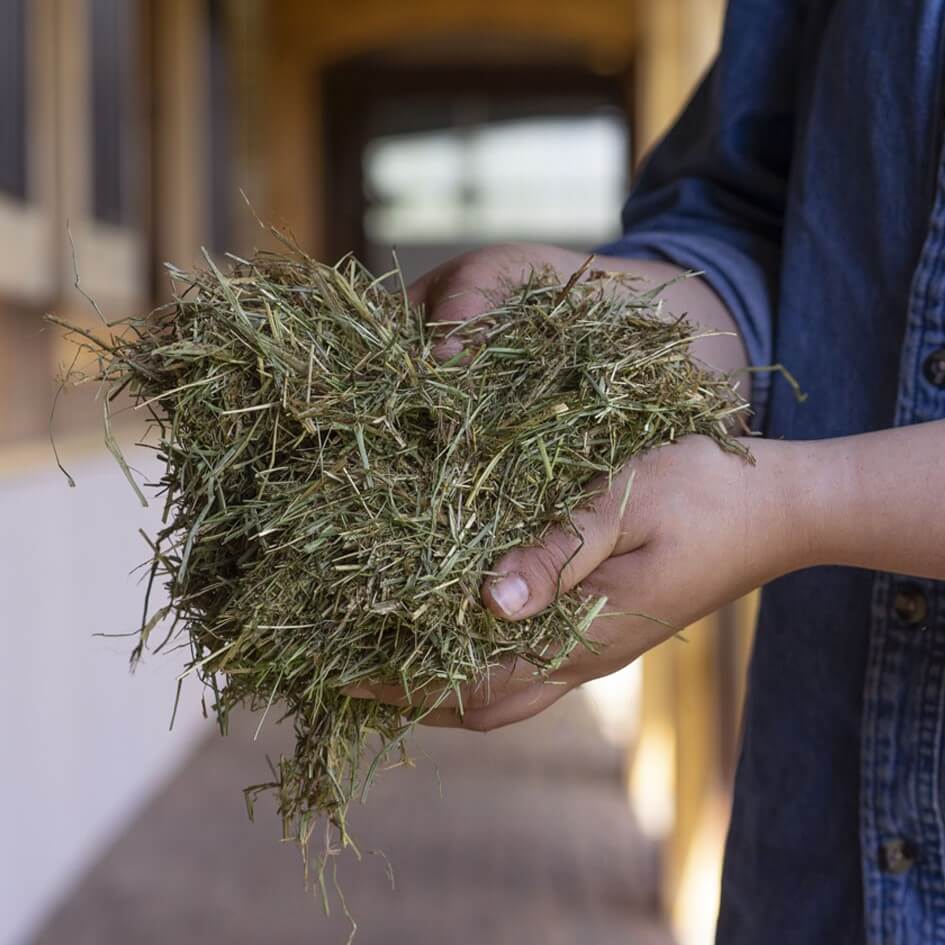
[{"left": 364, "top": 113, "right": 628, "bottom": 246}]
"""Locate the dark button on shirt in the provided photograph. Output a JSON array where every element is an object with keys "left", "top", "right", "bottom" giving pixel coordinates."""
[
  {"left": 924, "top": 348, "right": 945, "bottom": 388},
  {"left": 879, "top": 838, "right": 920, "bottom": 875},
  {"left": 893, "top": 584, "right": 929, "bottom": 627}
]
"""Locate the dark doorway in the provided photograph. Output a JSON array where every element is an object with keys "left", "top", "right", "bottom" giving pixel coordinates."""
[{"left": 322, "top": 45, "right": 632, "bottom": 281}]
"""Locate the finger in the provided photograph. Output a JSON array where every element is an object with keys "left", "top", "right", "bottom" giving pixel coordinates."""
[
  {"left": 405, "top": 269, "right": 434, "bottom": 307},
  {"left": 414, "top": 706, "right": 465, "bottom": 727},
  {"left": 342, "top": 680, "right": 460, "bottom": 710},
  {"left": 483, "top": 467, "right": 644, "bottom": 622},
  {"left": 417, "top": 679, "right": 572, "bottom": 732},
  {"left": 408, "top": 269, "right": 498, "bottom": 361},
  {"left": 417, "top": 268, "right": 494, "bottom": 326},
  {"left": 565, "top": 548, "right": 681, "bottom": 672},
  {"left": 341, "top": 657, "right": 538, "bottom": 710}
]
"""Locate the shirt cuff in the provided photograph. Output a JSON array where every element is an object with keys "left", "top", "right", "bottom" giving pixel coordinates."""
[{"left": 595, "top": 230, "right": 774, "bottom": 432}]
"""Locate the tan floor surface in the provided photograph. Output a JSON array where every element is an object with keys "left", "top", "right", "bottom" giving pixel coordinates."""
[{"left": 29, "top": 693, "right": 674, "bottom": 945}]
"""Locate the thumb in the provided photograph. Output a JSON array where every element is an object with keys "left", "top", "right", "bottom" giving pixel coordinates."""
[
  {"left": 482, "top": 474, "right": 629, "bottom": 621},
  {"left": 407, "top": 268, "right": 499, "bottom": 362}
]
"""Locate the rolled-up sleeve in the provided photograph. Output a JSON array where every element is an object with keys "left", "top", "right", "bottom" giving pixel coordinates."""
[{"left": 597, "top": 2, "right": 803, "bottom": 427}]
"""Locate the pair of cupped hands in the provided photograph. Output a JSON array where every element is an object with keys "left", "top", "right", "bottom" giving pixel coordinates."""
[{"left": 344, "top": 243, "right": 810, "bottom": 730}]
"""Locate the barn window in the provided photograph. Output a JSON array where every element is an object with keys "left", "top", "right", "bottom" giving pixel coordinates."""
[
  {"left": 0, "top": 0, "right": 29, "bottom": 200},
  {"left": 89, "top": 0, "right": 136, "bottom": 225},
  {"left": 362, "top": 109, "right": 628, "bottom": 278}
]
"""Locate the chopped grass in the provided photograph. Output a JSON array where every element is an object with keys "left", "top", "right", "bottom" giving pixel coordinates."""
[{"left": 50, "top": 240, "right": 749, "bottom": 878}]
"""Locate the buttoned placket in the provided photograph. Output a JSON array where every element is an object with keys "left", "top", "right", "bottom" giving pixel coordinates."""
[{"left": 861, "top": 116, "right": 945, "bottom": 944}]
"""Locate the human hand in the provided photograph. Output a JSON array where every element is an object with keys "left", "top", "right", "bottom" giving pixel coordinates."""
[
  {"left": 347, "top": 432, "right": 811, "bottom": 731},
  {"left": 343, "top": 244, "right": 775, "bottom": 727},
  {"left": 409, "top": 242, "right": 749, "bottom": 380},
  {"left": 408, "top": 243, "right": 594, "bottom": 360},
  {"left": 347, "top": 246, "right": 945, "bottom": 730}
]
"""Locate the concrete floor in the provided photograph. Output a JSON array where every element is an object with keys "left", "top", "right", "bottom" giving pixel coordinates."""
[{"left": 29, "top": 693, "right": 674, "bottom": 945}]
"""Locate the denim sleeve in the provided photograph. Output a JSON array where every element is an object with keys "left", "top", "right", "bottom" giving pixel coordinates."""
[{"left": 597, "top": 4, "right": 803, "bottom": 427}]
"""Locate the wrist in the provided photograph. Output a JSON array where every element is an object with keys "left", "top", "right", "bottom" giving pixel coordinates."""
[
  {"left": 745, "top": 437, "right": 834, "bottom": 577},
  {"left": 761, "top": 437, "right": 851, "bottom": 573}
]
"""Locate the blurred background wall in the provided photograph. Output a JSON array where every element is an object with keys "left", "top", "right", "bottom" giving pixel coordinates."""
[{"left": 0, "top": 2, "right": 755, "bottom": 944}]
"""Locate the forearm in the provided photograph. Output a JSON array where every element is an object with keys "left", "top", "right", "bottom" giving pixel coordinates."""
[
  {"left": 607, "top": 262, "right": 943, "bottom": 581},
  {"left": 789, "top": 420, "right": 945, "bottom": 580}
]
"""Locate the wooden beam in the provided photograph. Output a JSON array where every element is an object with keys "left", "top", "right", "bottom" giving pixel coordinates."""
[{"left": 275, "top": 0, "right": 637, "bottom": 67}]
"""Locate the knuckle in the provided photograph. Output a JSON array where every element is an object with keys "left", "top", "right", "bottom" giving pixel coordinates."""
[
  {"left": 527, "top": 537, "right": 578, "bottom": 595},
  {"left": 577, "top": 574, "right": 610, "bottom": 600},
  {"left": 579, "top": 556, "right": 630, "bottom": 602}
]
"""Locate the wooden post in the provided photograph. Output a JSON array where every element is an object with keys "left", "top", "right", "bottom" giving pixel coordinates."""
[
  {"left": 624, "top": 4, "right": 735, "bottom": 943},
  {"left": 261, "top": 14, "right": 321, "bottom": 256},
  {"left": 151, "top": 0, "right": 210, "bottom": 283}
]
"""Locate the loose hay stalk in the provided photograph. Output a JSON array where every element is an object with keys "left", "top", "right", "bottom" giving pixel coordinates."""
[{"left": 51, "top": 241, "right": 750, "bottom": 874}]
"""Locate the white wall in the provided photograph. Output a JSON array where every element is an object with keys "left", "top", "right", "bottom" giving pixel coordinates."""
[{"left": 0, "top": 449, "right": 209, "bottom": 945}]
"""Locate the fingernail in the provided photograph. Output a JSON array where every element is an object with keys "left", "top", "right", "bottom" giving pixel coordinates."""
[{"left": 490, "top": 573, "right": 529, "bottom": 616}]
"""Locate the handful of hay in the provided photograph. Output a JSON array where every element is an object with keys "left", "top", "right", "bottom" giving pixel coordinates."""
[{"left": 54, "top": 244, "right": 748, "bottom": 868}]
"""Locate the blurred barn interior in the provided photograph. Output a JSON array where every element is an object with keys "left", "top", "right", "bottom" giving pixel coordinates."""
[{"left": 0, "top": 3, "right": 754, "bottom": 944}]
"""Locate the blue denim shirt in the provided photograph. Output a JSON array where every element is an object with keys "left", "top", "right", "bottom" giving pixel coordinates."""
[{"left": 599, "top": 3, "right": 945, "bottom": 943}]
